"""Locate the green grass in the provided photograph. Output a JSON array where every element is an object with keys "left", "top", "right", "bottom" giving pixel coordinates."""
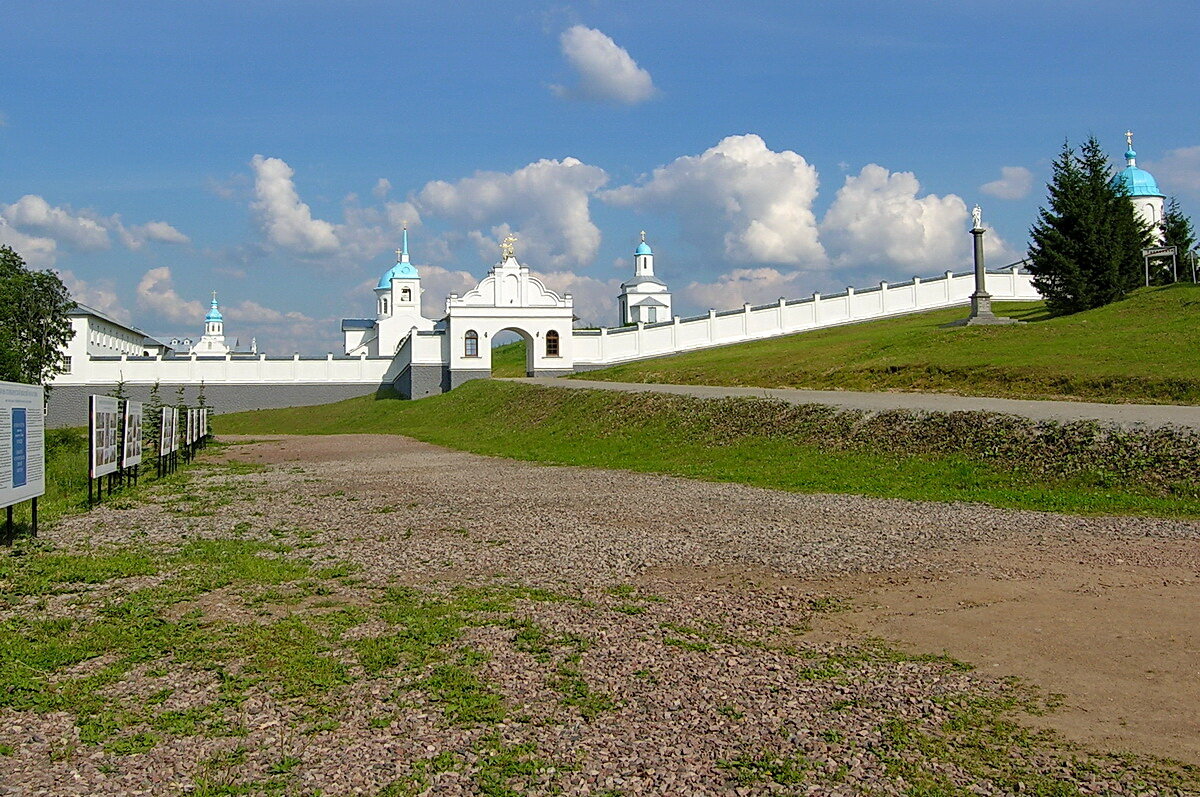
[
  {"left": 490, "top": 340, "right": 528, "bottom": 378},
  {"left": 3, "top": 427, "right": 219, "bottom": 538},
  {"left": 216, "top": 379, "right": 1200, "bottom": 517},
  {"left": 578, "top": 285, "right": 1200, "bottom": 404}
]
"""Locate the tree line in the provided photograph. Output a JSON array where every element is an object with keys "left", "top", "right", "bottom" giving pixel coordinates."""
[{"left": 1028, "top": 135, "right": 1197, "bottom": 314}]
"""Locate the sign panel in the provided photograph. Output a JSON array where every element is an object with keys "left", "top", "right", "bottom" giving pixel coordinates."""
[
  {"left": 200, "top": 408, "right": 208, "bottom": 439},
  {"left": 89, "top": 395, "right": 121, "bottom": 478},
  {"left": 0, "top": 381, "right": 45, "bottom": 509},
  {"left": 168, "top": 407, "right": 179, "bottom": 453},
  {"left": 122, "top": 400, "right": 143, "bottom": 468},
  {"left": 186, "top": 408, "right": 195, "bottom": 446},
  {"left": 1144, "top": 246, "right": 1178, "bottom": 258}
]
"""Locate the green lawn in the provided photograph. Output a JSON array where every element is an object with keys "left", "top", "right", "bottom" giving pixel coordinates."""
[
  {"left": 490, "top": 340, "right": 527, "bottom": 378},
  {"left": 578, "top": 285, "right": 1200, "bottom": 404},
  {"left": 215, "top": 380, "right": 1200, "bottom": 518}
]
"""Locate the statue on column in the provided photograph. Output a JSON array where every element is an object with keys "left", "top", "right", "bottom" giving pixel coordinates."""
[{"left": 972, "top": 204, "right": 982, "bottom": 230}]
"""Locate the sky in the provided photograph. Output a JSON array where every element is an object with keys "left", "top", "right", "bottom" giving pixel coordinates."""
[{"left": 2, "top": 0, "right": 1198, "bottom": 353}]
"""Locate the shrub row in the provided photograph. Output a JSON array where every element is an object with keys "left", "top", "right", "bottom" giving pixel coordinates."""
[{"left": 526, "top": 387, "right": 1200, "bottom": 497}]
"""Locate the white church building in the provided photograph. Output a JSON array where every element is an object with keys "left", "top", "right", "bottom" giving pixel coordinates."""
[
  {"left": 617, "top": 232, "right": 672, "bottom": 325},
  {"left": 1115, "top": 131, "right": 1166, "bottom": 243}
]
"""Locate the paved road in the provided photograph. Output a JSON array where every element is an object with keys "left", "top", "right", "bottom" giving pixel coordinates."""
[{"left": 511, "top": 377, "right": 1200, "bottom": 430}]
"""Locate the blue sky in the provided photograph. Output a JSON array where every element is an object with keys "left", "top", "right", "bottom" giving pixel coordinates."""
[{"left": 3, "top": 0, "right": 1198, "bottom": 352}]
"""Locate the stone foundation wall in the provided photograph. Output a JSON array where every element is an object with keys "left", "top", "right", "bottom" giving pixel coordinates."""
[{"left": 46, "top": 382, "right": 384, "bottom": 428}]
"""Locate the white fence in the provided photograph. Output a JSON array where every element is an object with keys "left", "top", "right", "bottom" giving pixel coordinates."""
[
  {"left": 54, "top": 265, "right": 1040, "bottom": 387},
  {"left": 572, "top": 266, "right": 1038, "bottom": 367}
]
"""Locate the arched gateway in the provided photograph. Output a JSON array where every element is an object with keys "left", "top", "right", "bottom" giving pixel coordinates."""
[{"left": 389, "top": 236, "right": 575, "bottom": 398}]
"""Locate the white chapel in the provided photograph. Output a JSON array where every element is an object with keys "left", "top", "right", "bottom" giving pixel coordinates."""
[{"left": 617, "top": 231, "right": 672, "bottom": 325}]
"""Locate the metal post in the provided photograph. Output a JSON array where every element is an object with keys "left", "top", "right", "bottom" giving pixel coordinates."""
[{"left": 31, "top": 497, "right": 37, "bottom": 537}]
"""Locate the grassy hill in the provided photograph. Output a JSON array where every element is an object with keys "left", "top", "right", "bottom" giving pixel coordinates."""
[
  {"left": 490, "top": 340, "right": 527, "bottom": 378},
  {"left": 215, "top": 380, "right": 1200, "bottom": 518},
  {"left": 578, "top": 285, "right": 1200, "bottom": 404}
]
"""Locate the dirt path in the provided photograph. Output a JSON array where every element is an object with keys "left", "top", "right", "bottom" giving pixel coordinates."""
[
  {"left": 6, "top": 433, "right": 1198, "bottom": 795},
  {"left": 227, "top": 433, "right": 1200, "bottom": 764}
]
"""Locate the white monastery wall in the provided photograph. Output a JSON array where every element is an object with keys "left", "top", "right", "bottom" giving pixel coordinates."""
[
  {"left": 54, "top": 265, "right": 1039, "bottom": 395},
  {"left": 572, "top": 267, "right": 1038, "bottom": 368}
]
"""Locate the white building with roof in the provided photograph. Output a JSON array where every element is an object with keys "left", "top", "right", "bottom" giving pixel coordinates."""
[
  {"left": 1115, "top": 130, "right": 1166, "bottom": 243},
  {"left": 617, "top": 231, "right": 672, "bottom": 325},
  {"left": 342, "top": 226, "right": 435, "bottom": 357}
]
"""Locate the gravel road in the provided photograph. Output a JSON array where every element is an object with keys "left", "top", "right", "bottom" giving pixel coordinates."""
[{"left": 4, "top": 433, "right": 1198, "bottom": 796}]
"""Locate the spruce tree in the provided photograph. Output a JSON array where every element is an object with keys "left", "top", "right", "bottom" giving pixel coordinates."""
[
  {"left": 1162, "top": 198, "right": 1198, "bottom": 282},
  {"left": 1027, "top": 136, "right": 1150, "bottom": 313}
]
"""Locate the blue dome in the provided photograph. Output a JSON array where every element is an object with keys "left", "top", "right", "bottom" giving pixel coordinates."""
[
  {"left": 635, "top": 241, "right": 653, "bottom": 256},
  {"left": 1115, "top": 163, "right": 1162, "bottom": 197},
  {"left": 377, "top": 261, "right": 419, "bottom": 288},
  {"left": 205, "top": 297, "right": 223, "bottom": 322}
]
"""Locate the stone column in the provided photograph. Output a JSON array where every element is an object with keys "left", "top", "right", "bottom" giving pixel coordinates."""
[
  {"left": 968, "top": 224, "right": 996, "bottom": 322},
  {"left": 956, "top": 215, "right": 1018, "bottom": 326}
]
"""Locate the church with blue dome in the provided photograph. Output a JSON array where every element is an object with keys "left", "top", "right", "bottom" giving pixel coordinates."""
[
  {"left": 1115, "top": 131, "right": 1166, "bottom": 242},
  {"left": 342, "top": 224, "right": 436, "bottom": 357}
]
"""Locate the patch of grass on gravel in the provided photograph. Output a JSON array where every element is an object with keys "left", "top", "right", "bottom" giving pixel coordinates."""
[
  {"left": 217, "top": 379, "right": 1200, "bottom": 518},
  {"left": 719, "top": 749, "right": 811, "bottom": 786}
]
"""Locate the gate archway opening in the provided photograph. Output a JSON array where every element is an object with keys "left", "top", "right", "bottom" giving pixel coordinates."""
[{"left": 491, "top": 327, "right": 534, "bottom": 377}]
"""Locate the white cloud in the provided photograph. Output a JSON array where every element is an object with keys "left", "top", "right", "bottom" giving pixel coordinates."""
[
  {"left": 980, "top": 166, "right": 1034, "bottom": 200},
  {"left": 417, "top": 157, "right": 609, "bottom": 268},
  {"left": 681, "top": 267, "right": 812, "bottom": 311},
  {"left": 0, "top": 217, "right": 57, "bottom": 266},
  {"left": 136, "top": 267, "right": 205, "bottom": 324},
  {"left": 603, "top": 134, "right": 828, "bottom": 268},
  {"left": 132, "top": 220, "right": 190, "bottom": 246},
  {"left": 373, "top": 178, "right": 392, "bottom": 199},
  {"left": 250, "top": 155, "right": 341, "bottom": 256},
  {"left": 821, "top": 164, "right": 975, "bottom": 270},
  {"left": 416, "top": 264, "right": 480, "bottom": 317},
  {"left": 247, "top": 155, "right": 414, "bottom": 262},
  {"left": 57, "top": 269, "right": 130, "bottom": 322},
  {"left": 534, "top": 270, "right": 621, "bottom": 326},
  {"left": 1145, "top": 145, "right": 1200, "bottom": 194},
  {"left": 551, "top": 25, "right": 656, "bottom": 105},
  {"left": 2, "top": 195, "right": 110, "bottom": 250}
]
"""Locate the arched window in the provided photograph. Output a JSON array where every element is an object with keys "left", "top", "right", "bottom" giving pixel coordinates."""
[
  {"left": 400, "top": 287, "right": 411, "bottom": 302},
  {"left": 464, "top": 330, "right": 479, "bottom": 357},
  {"left": 546, "top": 330, "right": 560, "bottom": 357}
]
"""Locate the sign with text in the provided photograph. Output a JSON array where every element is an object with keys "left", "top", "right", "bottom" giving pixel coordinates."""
[
  {"left": 0, "top": 381, "right": 45, "bottom": 510},
  {"left": 89, "top": 395, "right": 121, "bottom": 478},
  {"left": 122, "top": 400, "right": 143, "bottom": 468},
  {"left": 1143, "top": 246, "right": 1178, "bottom": 258}
]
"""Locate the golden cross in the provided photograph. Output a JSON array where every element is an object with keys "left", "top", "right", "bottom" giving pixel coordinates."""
[
  {"left": 1125, "top": 130, "right": 1134, "bottom": 148},
  {"left": 501, "top": 234, "right": 517, "bottom": 259}
]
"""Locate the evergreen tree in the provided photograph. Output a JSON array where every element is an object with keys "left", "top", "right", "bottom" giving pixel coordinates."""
[
  {"left": 1162, "top": 198, "right": 1198, "bottom": 282},
  {"left": 0, "top": 245, "right": 75, "bottom": 384},
  {"left": 1027, "top": 137, "right": 1150, "bottom": 313}
]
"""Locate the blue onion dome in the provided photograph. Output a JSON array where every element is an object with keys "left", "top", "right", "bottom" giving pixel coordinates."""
[
  {"left": 635, "top": 230, "right": 653, "bottom": 256},
  {"left": 1114, "top": 133, "right": 1163, "bottom": 197},
  {"left": 205, "top": 295, "right": 223, "bottom": 322}
]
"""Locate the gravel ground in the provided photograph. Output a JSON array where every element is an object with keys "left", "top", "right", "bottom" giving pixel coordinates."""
[{"left": 3, "top": 433, "right": 1198, "bottom": 796}]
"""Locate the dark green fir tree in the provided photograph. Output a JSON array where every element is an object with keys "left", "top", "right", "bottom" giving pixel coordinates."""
[
  {"left": 1027, "top": 136, "right": 1150, "bottom": 313},
  {"left": 1162, "top": 197, "right": 1198, "bottom": 282}
]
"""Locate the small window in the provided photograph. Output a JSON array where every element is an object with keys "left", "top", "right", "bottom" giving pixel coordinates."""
[
  {"left": 401, "top": 287, "right": 412, "bottom": 302},
  {"left": 464, "top": 330, "right": 479, "bottom": 357},
  {"left": 647, "top": 307, "right": 658, "bottom": 323},
  {"left": 63, "top": 356, "right": 72, "bottom": 374},
  {"left": 546, "top": 330, "right": 560, "bottom": 357}
]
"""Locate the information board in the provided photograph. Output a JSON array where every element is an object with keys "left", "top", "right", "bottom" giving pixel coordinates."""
[
  {"left": 185, "top": 408, "right": 194, "bottom": 446},
  {"left": 159, "top": 406, "right": 171, "bottom": 457},
  {"left": 0, "top": 381, "right": 46, "bottom": 510},
  {"left": 122, "top": 400, "right": 143, "bottom": 468},
  {"left": 200, "top": 408, "right": 208, "bottom": 439},
  {"left": 168, "top": 407, "right": 179, "bottom": 453},
  {"left": 89, "top": 395, "right": 121, "bottom": 478}
]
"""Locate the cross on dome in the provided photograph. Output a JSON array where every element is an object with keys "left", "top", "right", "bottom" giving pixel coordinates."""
[{"left": 501, "top": 234, "right": 517, "bottom": 260}]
